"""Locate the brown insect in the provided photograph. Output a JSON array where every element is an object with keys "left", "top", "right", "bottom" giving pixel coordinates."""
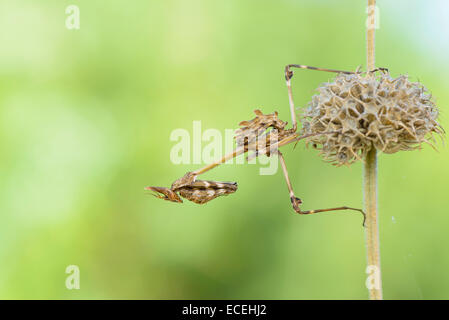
[
  {"left": 145, "top": 64, "right": 387, "bottom": 226},
  {"left": 145, "top": 172, "right": 237, "bottom": 204}
]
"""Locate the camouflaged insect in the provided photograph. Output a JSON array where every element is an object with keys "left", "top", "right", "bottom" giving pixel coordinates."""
[
  {"left": 146, "top": 110, "right": 295, "bottom": 204},
  {"left": 145, "top": 172, "right": 238, "bottom": 204},
  {"left": 235, "top": 109, "right": 295, "bottom": 160}
]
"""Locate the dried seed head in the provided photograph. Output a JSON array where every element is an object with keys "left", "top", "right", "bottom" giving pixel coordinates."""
[{"left": 301, "top": 71, "right": 444, "bottom": 165}]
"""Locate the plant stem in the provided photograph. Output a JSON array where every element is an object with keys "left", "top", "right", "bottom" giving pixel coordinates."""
[
  {"left": 366, "top": 0, "right": 376, "bottom": 73},
  {"left": 364, "top": 148, "right": 382, "bottom": 299},
  {"left": 364, "top": 0, "right": 383, "bottom": 300}
]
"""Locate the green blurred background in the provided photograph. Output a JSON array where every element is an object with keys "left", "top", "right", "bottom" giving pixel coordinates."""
[{"left": 0, "top": 0, "right": 448, "bottom": 299}]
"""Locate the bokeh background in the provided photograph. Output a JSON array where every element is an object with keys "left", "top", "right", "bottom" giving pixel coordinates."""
[{"left": 0, "top": 0, "right": 448, "bottom": 299}]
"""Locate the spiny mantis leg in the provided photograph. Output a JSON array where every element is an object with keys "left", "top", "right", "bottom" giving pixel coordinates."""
[
  {"left": 277, "top": 149, "right": 366, "bottom": 226},
  {"left": 284, "top": 64, "right": 389, "bottom": 132}
]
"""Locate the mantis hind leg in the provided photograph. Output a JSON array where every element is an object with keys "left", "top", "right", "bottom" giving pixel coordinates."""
[{"left": 277, "top": 149, "right": 366, "bottom": 226}]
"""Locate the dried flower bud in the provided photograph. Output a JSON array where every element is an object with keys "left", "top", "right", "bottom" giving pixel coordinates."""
[{"left": 301, "top": 71, "right": 444, "bottom": 165}]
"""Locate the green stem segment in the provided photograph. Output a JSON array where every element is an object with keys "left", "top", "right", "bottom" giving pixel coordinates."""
[{"left": 365, "top": 0, "right": 383, "bottom": 300}]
